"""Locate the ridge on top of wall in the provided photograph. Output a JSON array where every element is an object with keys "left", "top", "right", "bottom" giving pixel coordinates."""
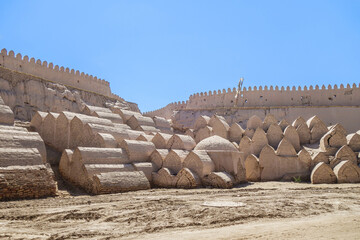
[
  {"left": 110, "top": 93, "right": 125, "bottom": 101},
  {"left": 188, "top": 83, "right": 359, "bottom": 98},
  {"left": 0, "top": 48, "right": 112, "bottom": 97}
]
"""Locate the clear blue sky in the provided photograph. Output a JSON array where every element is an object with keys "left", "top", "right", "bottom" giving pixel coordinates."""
[{"left": 1, "top": 1, "right": 359, "bottom": 112}]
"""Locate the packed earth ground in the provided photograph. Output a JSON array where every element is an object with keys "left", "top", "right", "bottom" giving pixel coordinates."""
[{"left": 0, "top": 182, "right": 359, "bottom": 240}]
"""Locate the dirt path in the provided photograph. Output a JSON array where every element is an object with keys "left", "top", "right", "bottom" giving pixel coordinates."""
[{"left": 0, "top": 182, "right": 359, "bottom": 240}]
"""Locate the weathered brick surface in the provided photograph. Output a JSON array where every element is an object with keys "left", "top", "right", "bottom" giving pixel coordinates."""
[{"left": 0, "top": 165, "right": 57, "bottom": 200}]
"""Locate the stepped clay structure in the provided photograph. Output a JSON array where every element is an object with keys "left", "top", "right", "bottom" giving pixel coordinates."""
[
  {"left": 59, "top": 147, "right": 150, "bottom": 194},
  {"left": 1, "top": 48, "right": 360, "bottom": 201},
  {"left": 183, "top": 113, "right": 360, "bottom": 183}
]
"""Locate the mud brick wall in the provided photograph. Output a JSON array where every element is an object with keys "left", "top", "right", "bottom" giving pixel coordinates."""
[{"left": 0, "top": 166, "right": 57, "bottom": 200}]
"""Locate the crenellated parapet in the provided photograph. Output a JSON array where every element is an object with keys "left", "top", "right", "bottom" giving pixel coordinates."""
[
  {"left": 110, "top": 93, "right": 125, "bottom": 101},
  {"left": 186, "top": 83, "right": 360, "bottom": 109},
  {"left": 0, "top": 48, "right": 112, "bottom": 97},
  {"left": 147, "top": 83, "right": 360, "bottom": 120},
  {"left": 144, "top": 100, "right": 187, "bottom": 118}
]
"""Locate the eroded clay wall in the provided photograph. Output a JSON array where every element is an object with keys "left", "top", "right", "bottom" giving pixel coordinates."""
[
  {"left": 0, "top": 49, "right": 112, "bottom": 97},
  {"left": 0, "top": 66, "right": 137, "bottom": 121}
]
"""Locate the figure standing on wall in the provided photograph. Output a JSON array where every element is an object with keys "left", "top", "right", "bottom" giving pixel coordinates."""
[{"left": 234, "top": 77, "right": 244, "bottom": 107}]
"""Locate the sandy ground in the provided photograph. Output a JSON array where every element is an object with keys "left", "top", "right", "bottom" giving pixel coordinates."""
[{"left": 0, "top": 182, "right": 359, "bottom": 240}]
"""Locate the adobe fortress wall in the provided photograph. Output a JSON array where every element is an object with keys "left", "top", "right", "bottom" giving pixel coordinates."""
[
  {"left": 187, "top": 83, "right": 360, "bottom": 109},
  {"left": 145, "top": 83, "right": 360, "bottom": 132},
  {"left": 0, "top": 48, "right": 112, "bottom": 97}
]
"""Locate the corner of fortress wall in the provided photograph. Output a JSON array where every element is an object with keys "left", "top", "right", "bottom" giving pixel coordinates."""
[
  {"left": 147, "top": 83, "right": 360, "bottom": 117},
  {"left": 0, "top": 48, "right": 112, "bottom": 98}
]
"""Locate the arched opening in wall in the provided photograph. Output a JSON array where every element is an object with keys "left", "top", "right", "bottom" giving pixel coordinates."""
[
  {"left": 203, "top": 99, "right": 206, "bottom": 101},
  {"left": 77, "top": 80, "right": 79, "bottom": 83},
  {"left": 291, "top": 98, "right": 293, "bottom": 101},
  {"left": 230, "top": 100, "right": 233, "bottom": 103}
]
